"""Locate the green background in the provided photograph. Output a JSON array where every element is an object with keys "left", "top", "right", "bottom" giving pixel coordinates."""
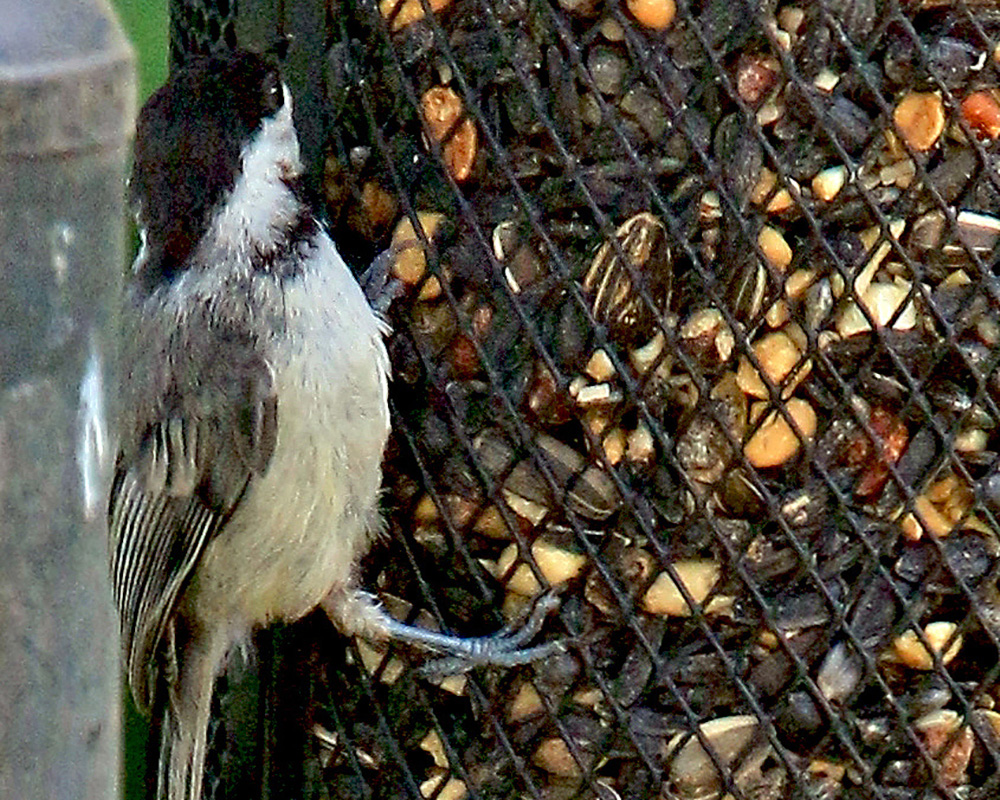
[{"left": 112, "top": 0, "right": 169, "bottom": 104}]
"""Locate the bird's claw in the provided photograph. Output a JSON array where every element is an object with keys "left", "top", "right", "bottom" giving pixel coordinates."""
[{"left": 416, "top": 590, "right": 568, "bottom": 677}]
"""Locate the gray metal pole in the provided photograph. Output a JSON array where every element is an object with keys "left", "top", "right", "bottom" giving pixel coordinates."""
[{"left": 0, "top": 1, "right": 135, "bottom": 798}]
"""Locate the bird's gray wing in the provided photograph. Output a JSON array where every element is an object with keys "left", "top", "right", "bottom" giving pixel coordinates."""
[{"left": 108, "top": 327, "right": 277, "bottom": 712}]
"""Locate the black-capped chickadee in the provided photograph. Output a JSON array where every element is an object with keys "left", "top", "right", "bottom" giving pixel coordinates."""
[{"left": 109, "top": 50, "right": 560, "bottom": 800}]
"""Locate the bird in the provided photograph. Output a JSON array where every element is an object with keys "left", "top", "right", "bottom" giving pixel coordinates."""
[{"left": 108, "top": 49, "right": 561, "bottom": 800}]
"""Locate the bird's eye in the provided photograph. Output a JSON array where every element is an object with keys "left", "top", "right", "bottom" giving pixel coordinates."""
[{"left": 262, "top": 71, "right": 283, "bottom": 115}]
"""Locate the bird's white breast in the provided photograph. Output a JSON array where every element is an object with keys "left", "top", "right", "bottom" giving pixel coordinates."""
[{"left": 192, "top": 233, "right": 391, "bottom": 627}]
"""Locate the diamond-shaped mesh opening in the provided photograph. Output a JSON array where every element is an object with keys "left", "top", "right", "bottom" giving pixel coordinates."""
[{"left": 168, "top": 0, "right": 1000, "bottom": 797}]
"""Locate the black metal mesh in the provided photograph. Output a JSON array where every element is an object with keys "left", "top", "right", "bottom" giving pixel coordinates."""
[{"left": 169, "top": 0, "right": 1000, "bottom": 798}]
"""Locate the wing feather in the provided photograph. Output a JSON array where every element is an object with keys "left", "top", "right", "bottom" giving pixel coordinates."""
[
  {"left": 108, "top": 328, "right": 276, "bottom": 712},
  {"left": 109, "top": 453, "right": 234, "bottom": 710}
]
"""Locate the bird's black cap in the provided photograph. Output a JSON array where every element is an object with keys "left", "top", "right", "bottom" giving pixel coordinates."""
[{"left": 131, "top": 51, "right": 286, "bottom": 288}]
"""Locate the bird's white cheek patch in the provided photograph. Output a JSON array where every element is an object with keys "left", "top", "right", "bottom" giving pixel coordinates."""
[{"left": 208, "top": 85, "right": 303, "bottom": 255}]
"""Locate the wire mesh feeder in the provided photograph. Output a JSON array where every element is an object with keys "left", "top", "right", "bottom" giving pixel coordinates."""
[{"left": 167, "top": 0, "right": 1000, "bottom": 797}]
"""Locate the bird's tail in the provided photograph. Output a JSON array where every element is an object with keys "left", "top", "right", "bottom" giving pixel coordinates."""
[{"left": 155, "top": 640, "right": 219, "bottom": 800}]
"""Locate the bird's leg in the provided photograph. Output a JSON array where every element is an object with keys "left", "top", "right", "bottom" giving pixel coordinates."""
[
  {"left": 360, "top": 248, "right": 405, "bottom": 315},
  {"left": 322, "top": 588, "right": 566, "bottom": 674}
]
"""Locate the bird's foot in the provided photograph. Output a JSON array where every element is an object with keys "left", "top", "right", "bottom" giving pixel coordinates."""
[
  {"left": 360, "top": 248, "right": 405, "bottom": 315},
  {"left": 324, "top": 589, "right": 567, "bottom": 676}
]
